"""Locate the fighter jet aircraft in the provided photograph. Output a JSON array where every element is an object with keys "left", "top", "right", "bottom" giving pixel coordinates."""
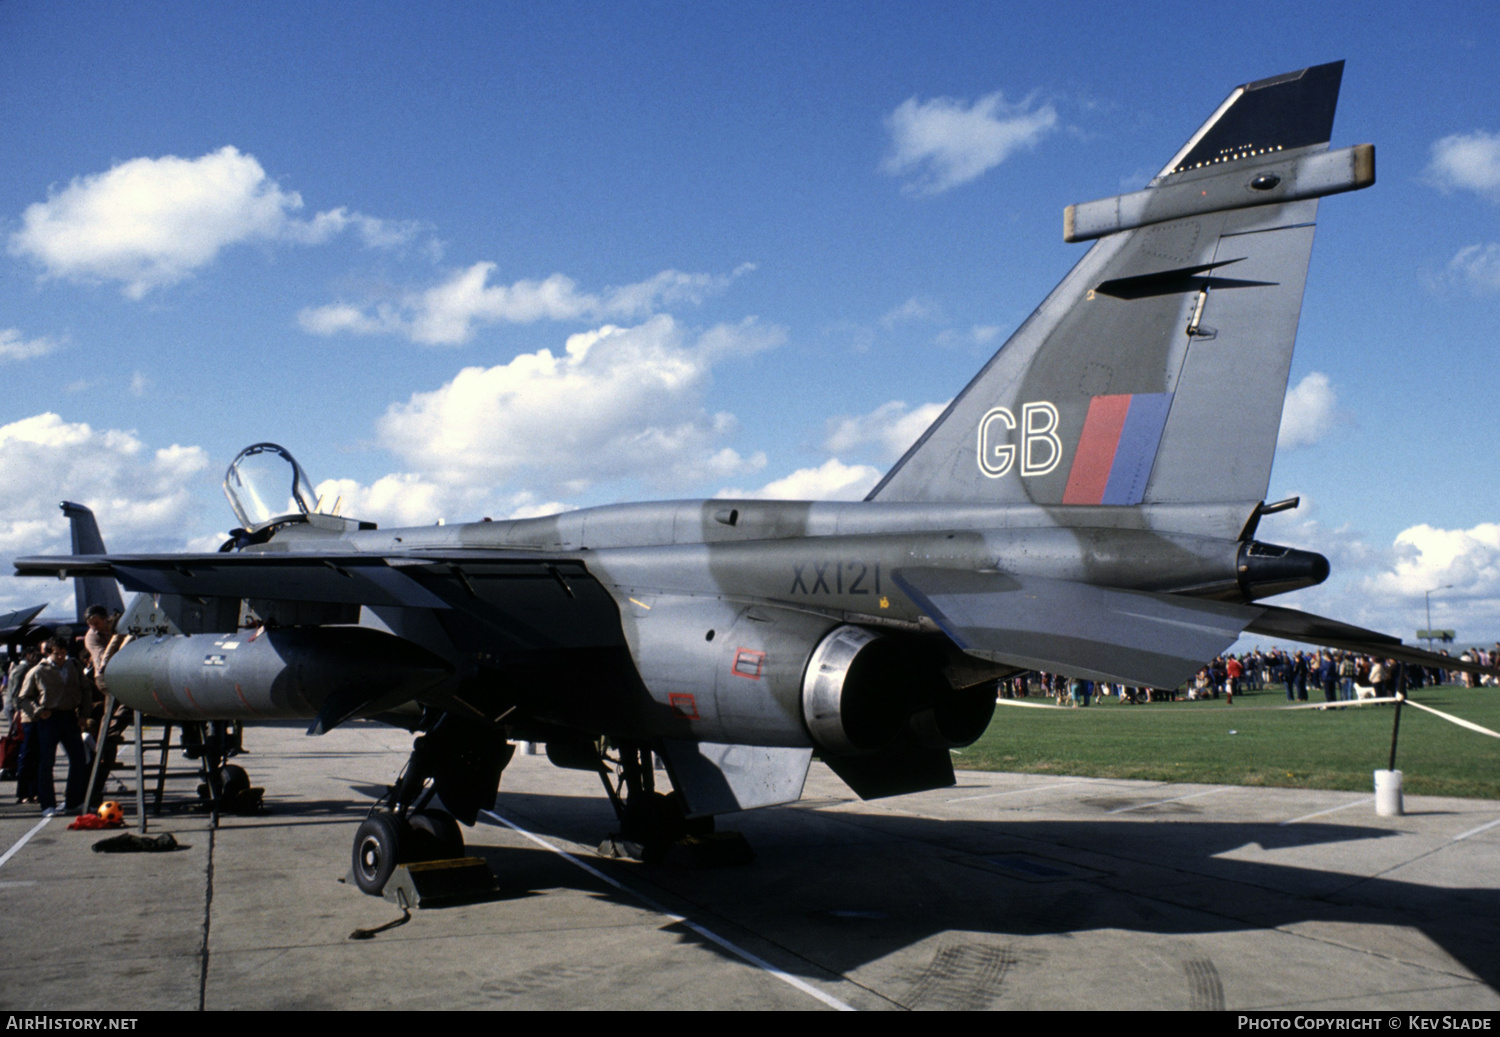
[{"left": 17, "top": 60, "right": 1473, "bottom": 895}]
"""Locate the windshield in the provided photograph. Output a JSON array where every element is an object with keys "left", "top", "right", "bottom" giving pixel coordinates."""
[{"left": 223, "top": 443, "right": 322, "bottom": 530}]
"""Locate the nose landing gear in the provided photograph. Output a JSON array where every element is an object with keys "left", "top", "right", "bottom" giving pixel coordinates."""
[{"left": 349, "top": 716, "right": 512, "bottom": 896}]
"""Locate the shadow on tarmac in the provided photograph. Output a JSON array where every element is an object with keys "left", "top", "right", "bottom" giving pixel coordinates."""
[{"left": 456, "top": 790, "right": 1499, "bottom": 993}]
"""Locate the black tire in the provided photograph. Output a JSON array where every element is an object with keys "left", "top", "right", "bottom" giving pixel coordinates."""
[
  {"left": 408, "top": 809, "right": 465, "bottom": 860},
  {"left": 352, "top": 811, "right": 406, "bottom": 895},
  {"left": 219, "top": 764, "right": 250, "bottom": 798},
  {"left": 669, "top": 792, "right": 715, "bottom": 837}
]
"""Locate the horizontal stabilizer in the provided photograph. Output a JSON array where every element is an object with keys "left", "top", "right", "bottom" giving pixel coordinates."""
[
  {"left": 1245, "top": 605, "right": 1495, "bottom": 675},
  {"left": 0, "top": 603, "right": 46, "bottom": 637},
  {"left": 893, "top": 568, "right": 1260, "bottom": 689}
]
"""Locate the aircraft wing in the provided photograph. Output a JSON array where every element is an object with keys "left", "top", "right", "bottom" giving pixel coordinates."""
[
  {"left": 13, "top": 551, "right": 627, "bottom": 652},
  {"left": 892, "top": 567, "right": 1260, "bottom": 688}
]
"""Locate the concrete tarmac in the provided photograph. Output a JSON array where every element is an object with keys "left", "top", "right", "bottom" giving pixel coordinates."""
[{"left": 1, "top": 719, "right": 1498, "bottom": 1011}]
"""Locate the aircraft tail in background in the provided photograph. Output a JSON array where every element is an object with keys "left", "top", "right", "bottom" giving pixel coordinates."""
[{"left": 61, "top": 501, "right": 124, "bottom": 622}]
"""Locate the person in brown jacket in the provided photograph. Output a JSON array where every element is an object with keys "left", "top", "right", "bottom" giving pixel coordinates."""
[{"left": 15, "top": 638, "right": 91, "bottom": 816}]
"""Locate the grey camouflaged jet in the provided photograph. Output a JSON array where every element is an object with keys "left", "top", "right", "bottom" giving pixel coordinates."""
[{"left": 17, "top": 61, "right": 1474, "bottom": 893}]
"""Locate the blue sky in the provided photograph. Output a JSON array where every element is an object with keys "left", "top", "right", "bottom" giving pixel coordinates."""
[{"left": 3, "top": 1, "right": 1499, "bottom": 648}]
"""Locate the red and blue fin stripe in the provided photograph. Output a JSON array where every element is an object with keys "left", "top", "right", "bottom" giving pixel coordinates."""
[{"left": 1062, "top": 393, "right": 1173, "bottom": 505}]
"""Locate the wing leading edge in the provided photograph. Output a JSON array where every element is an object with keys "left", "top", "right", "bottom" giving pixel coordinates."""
[{"left": 12, "top": 551, "right": 627, "bottom": 653}]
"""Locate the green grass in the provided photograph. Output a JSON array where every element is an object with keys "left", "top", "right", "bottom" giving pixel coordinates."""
[{"left": 960, "top": 684, "right": 1500, "bottom": 799}]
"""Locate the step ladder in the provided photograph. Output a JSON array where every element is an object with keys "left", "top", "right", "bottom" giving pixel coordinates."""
[{"left": 83, "top": 695, "right": 244, "bottom": 831}]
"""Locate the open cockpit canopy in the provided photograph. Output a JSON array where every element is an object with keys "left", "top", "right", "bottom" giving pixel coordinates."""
[{"left": 223, "top": 442, "right": 323, "bottom": 531}]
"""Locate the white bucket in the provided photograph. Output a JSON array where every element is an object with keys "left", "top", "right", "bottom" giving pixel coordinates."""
[{"left": 1374, "top": 769, "right": 1404, "bottom": 816}]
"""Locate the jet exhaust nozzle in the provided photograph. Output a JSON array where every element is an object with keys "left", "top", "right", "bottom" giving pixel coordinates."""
[{"left": 801, "top": 625, "right": 995, "bottom": 756}]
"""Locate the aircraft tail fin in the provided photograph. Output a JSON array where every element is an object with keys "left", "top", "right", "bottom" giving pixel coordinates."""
[
  {"left": 60, "top": 501, "right": 124, "bottom": 622},
  {"left": 867, "top": 61, "right": 1372, "bottom": 533}
]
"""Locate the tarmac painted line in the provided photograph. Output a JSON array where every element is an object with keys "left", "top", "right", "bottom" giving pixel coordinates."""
[
  {"left": 0, "top": 815, "right": 53, "bottom": 870},
  {"left": 948, "top": 780, "right": 1085, "bottom": 803},
  {"left": 1107, "top": 787, "right": 1230, "bottom": 814},
  {"left": 1279, "top": 797, "right": 1374, "bottom": 826},
  {"left": 479, "top": 809, "right": 856, "bottom": 1012},
  {"left": 1452, "top": 816, "right": 1500, "bottom": 842}
]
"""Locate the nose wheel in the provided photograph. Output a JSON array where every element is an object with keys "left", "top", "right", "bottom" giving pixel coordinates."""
[
  {"left": 350, "top": 808, "right": 469, "bottom": 895},
  {"left": 352, "top": 812, "right": 406, "bottom": 895}
]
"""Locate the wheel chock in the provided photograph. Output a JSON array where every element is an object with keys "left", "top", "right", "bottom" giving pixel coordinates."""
[{"left": 382, "top": 857, "right": 498, "bottom": 908}]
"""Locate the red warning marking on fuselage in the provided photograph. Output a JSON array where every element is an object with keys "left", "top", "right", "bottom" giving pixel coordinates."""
[
  {"left": 233, "top": 682, "right": 264, "bottom": 716},
  {"left": 732, "top": 648, "right": 766, "bottom": 680},
  {"left": 669, "top": 693, "right": 699, "bottom": 719}
]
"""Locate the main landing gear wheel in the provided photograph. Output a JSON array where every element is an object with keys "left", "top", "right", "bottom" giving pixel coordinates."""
[
  {"left": 353, "top": 811, "right": 406, "bottom": 895},
  {"left": 219, "top": 764, "right": 250, "bottom": 798},
  {"left": 408, "top": 809, "right": 464, "bottom": 861},
  {"left": 596, "top": 744, "right": 717, "bottom": 861}
]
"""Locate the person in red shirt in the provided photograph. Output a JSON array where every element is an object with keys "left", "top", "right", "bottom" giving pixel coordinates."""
[{"left": 1225, "top": 656, "right": 1243, "bottom": 705}]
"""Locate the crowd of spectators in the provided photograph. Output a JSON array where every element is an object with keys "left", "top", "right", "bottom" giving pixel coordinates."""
[
  {"left": 998, "top": 644, "right": 1496, "bottom": 707},
  {"left": 0, "top": 605, "right": 128, "bottom": 816}
]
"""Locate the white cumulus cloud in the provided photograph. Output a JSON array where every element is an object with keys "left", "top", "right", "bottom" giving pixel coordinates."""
[
  {"left": 1251, "top": 503, "right": 1500, "bottom": 646},
  {"left": 826, "top": 399, "right": 949, "bottom": 461},
  {"left": 879, "top": 297, "right": 939, "bottom": 329},
  {"left": 299, "top": 262, "right": 753, "bottom": 346},
  {"left": 718, "top": 459, "right": 882, "bottom": 501},
  {"left": 1277, "top": 372, "right": 1338, "bottom": 450},
  {"left": 309, "top": 474, "right": 571, "bottom": 528},
  {"left": 882, "top": 91, "right": 1057, "bottom": 195},
  {"left": 1441, "top": 243, "right": 1500, "bottom": 294},
  {"left": 0, "top": 329, "right": 60, "bottom": 363},
  {"left": 9, "top": 146, "right": 418, "bottom": 297},
  {"left": 377, "top": 315, "right": 779, "bottom": 496},
  {"left": 1425, "top": 131, "right": 1500, "bottom": 201},
  {"left": 0, "top": 413, "right": 210, "bottom": 612},
  {"left": 1363, "top": 524, "right": 1500, "bottom": 603}
]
